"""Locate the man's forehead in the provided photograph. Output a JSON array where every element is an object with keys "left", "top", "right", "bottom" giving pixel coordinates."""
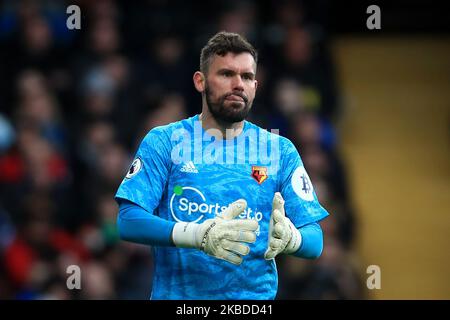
[{"left": 209, "top": 52, "right": 256, "bottom": 72}]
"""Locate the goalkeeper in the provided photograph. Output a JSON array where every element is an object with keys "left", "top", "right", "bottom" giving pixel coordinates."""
[{"left": 115, "top": 31, "right": 329, "bottom": 299}]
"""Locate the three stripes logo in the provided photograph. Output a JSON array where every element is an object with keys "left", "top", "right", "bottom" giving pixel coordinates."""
[{"left": 180, "top": 161, "right": 198, "bottom": 173}]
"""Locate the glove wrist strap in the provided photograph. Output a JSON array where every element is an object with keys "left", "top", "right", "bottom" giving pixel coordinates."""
[{"left": 172, "top": 222, "right": 200, "bottom": 248}]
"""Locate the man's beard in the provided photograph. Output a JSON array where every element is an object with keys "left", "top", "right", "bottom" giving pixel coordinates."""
[{"left": 205, "top": 85, "right": 252, "bottom": 124}]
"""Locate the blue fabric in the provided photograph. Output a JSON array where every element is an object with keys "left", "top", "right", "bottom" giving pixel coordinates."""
[
  {"left": 117, "top": 200, "right": 175, "bottom": 247},
  {"left": 295, "top": 222, "right": 323, "bottom": 259},
  {"left": 115, "top": 114, "right": 329, "bottom": 299}
]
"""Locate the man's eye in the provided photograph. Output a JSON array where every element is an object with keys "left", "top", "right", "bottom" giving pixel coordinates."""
[{"left": 223, "top": 72, "right": 233, "bottom": 77}]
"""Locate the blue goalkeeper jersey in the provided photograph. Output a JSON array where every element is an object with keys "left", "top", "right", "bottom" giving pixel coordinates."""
[{"left": 115, "top": 114, "right": 329, "bottom": 300}]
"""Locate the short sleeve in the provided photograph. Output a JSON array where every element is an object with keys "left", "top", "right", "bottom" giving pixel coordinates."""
[
  {"left": 279, "top": 138, "right": 329, "bottom": 228},
  {"left": 115, "top": 128, "right": 171, "bottom": 214}
]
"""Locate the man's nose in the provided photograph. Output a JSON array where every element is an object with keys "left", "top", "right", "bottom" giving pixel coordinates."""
[{"left": 232, "top": 75, "right": 244, "bottom": 91}]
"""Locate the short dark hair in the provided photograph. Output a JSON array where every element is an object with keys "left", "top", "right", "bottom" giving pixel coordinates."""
[{"left": 200, "top": 31, "right": 258, "bottom": 74}]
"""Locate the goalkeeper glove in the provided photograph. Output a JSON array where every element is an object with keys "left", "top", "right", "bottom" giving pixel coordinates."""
[
  {"left": 172, "top": 199, "right": 259, "bottom": 265},
  {"left": 264, "top": 192, "right": 302, "bottom": 260}
]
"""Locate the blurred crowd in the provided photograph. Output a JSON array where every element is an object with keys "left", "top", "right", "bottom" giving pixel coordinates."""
[{"left": 0, "top": 0, "right": 365, "bottom": 299}]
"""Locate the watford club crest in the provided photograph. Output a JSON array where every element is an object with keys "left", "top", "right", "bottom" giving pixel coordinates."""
[{"left": 251, "top": 166, "right": 268, "bottom": 184}]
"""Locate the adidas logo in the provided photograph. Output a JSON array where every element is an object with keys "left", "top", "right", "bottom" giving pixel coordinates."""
[{"left": 180, "top": 161, "right": 198, "bottom": 173}]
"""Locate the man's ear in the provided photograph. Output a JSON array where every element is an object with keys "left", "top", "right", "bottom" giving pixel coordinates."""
[
  {"left": 254, "top": 79, "right": 258, "bottom": 91},
  {"left": 193, "top": 71, "right": 205, "bottom": 92}
]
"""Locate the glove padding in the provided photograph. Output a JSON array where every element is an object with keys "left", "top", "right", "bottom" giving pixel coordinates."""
[
  {"left": 264, "top": 192, "right": 302, "bottom": 260},
  {"left": 198, "top": 199, "right": 258, "bottom": 265}
]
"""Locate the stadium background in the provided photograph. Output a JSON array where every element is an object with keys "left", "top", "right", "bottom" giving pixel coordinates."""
[{"left": 0, "top": 0, "right": 448, "bottom": 299}]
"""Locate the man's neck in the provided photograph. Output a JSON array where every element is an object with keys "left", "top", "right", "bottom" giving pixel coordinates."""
[{"left": 199, "top": 110, "right": 244, "bottom": 140}]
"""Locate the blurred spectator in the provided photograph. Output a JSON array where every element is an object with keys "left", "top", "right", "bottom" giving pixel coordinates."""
[
  {"left": 3, "top": 192, "right": 89, "bottom": 297},
  {"left": 266, "top": 25, "right": 339, "bottom": 119},
  {"left": 136, "top": 33, "right": 194, "bottom": 116},
  {"left": 0, "top": 113, "right": 15, "bottom": 152},
  {"left": 140, "top": 93, "right": 187, "bottom": 139},
  {"left": 217, "top": 0, "right": 258, "bottom": 41},
  {"left": 79, "top": 260, "right": 116, "bottom": 299},
  {"left": 15, "top": 71, "right": 68, "bottom": 153}
]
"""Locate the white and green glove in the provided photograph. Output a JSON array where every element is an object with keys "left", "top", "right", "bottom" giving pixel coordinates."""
[
  {"left": 172, "top": 199, "right": 259, "bottom": 265},
  {"left": 264, "top": 192, "right": 302, "bottom": 260}
]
